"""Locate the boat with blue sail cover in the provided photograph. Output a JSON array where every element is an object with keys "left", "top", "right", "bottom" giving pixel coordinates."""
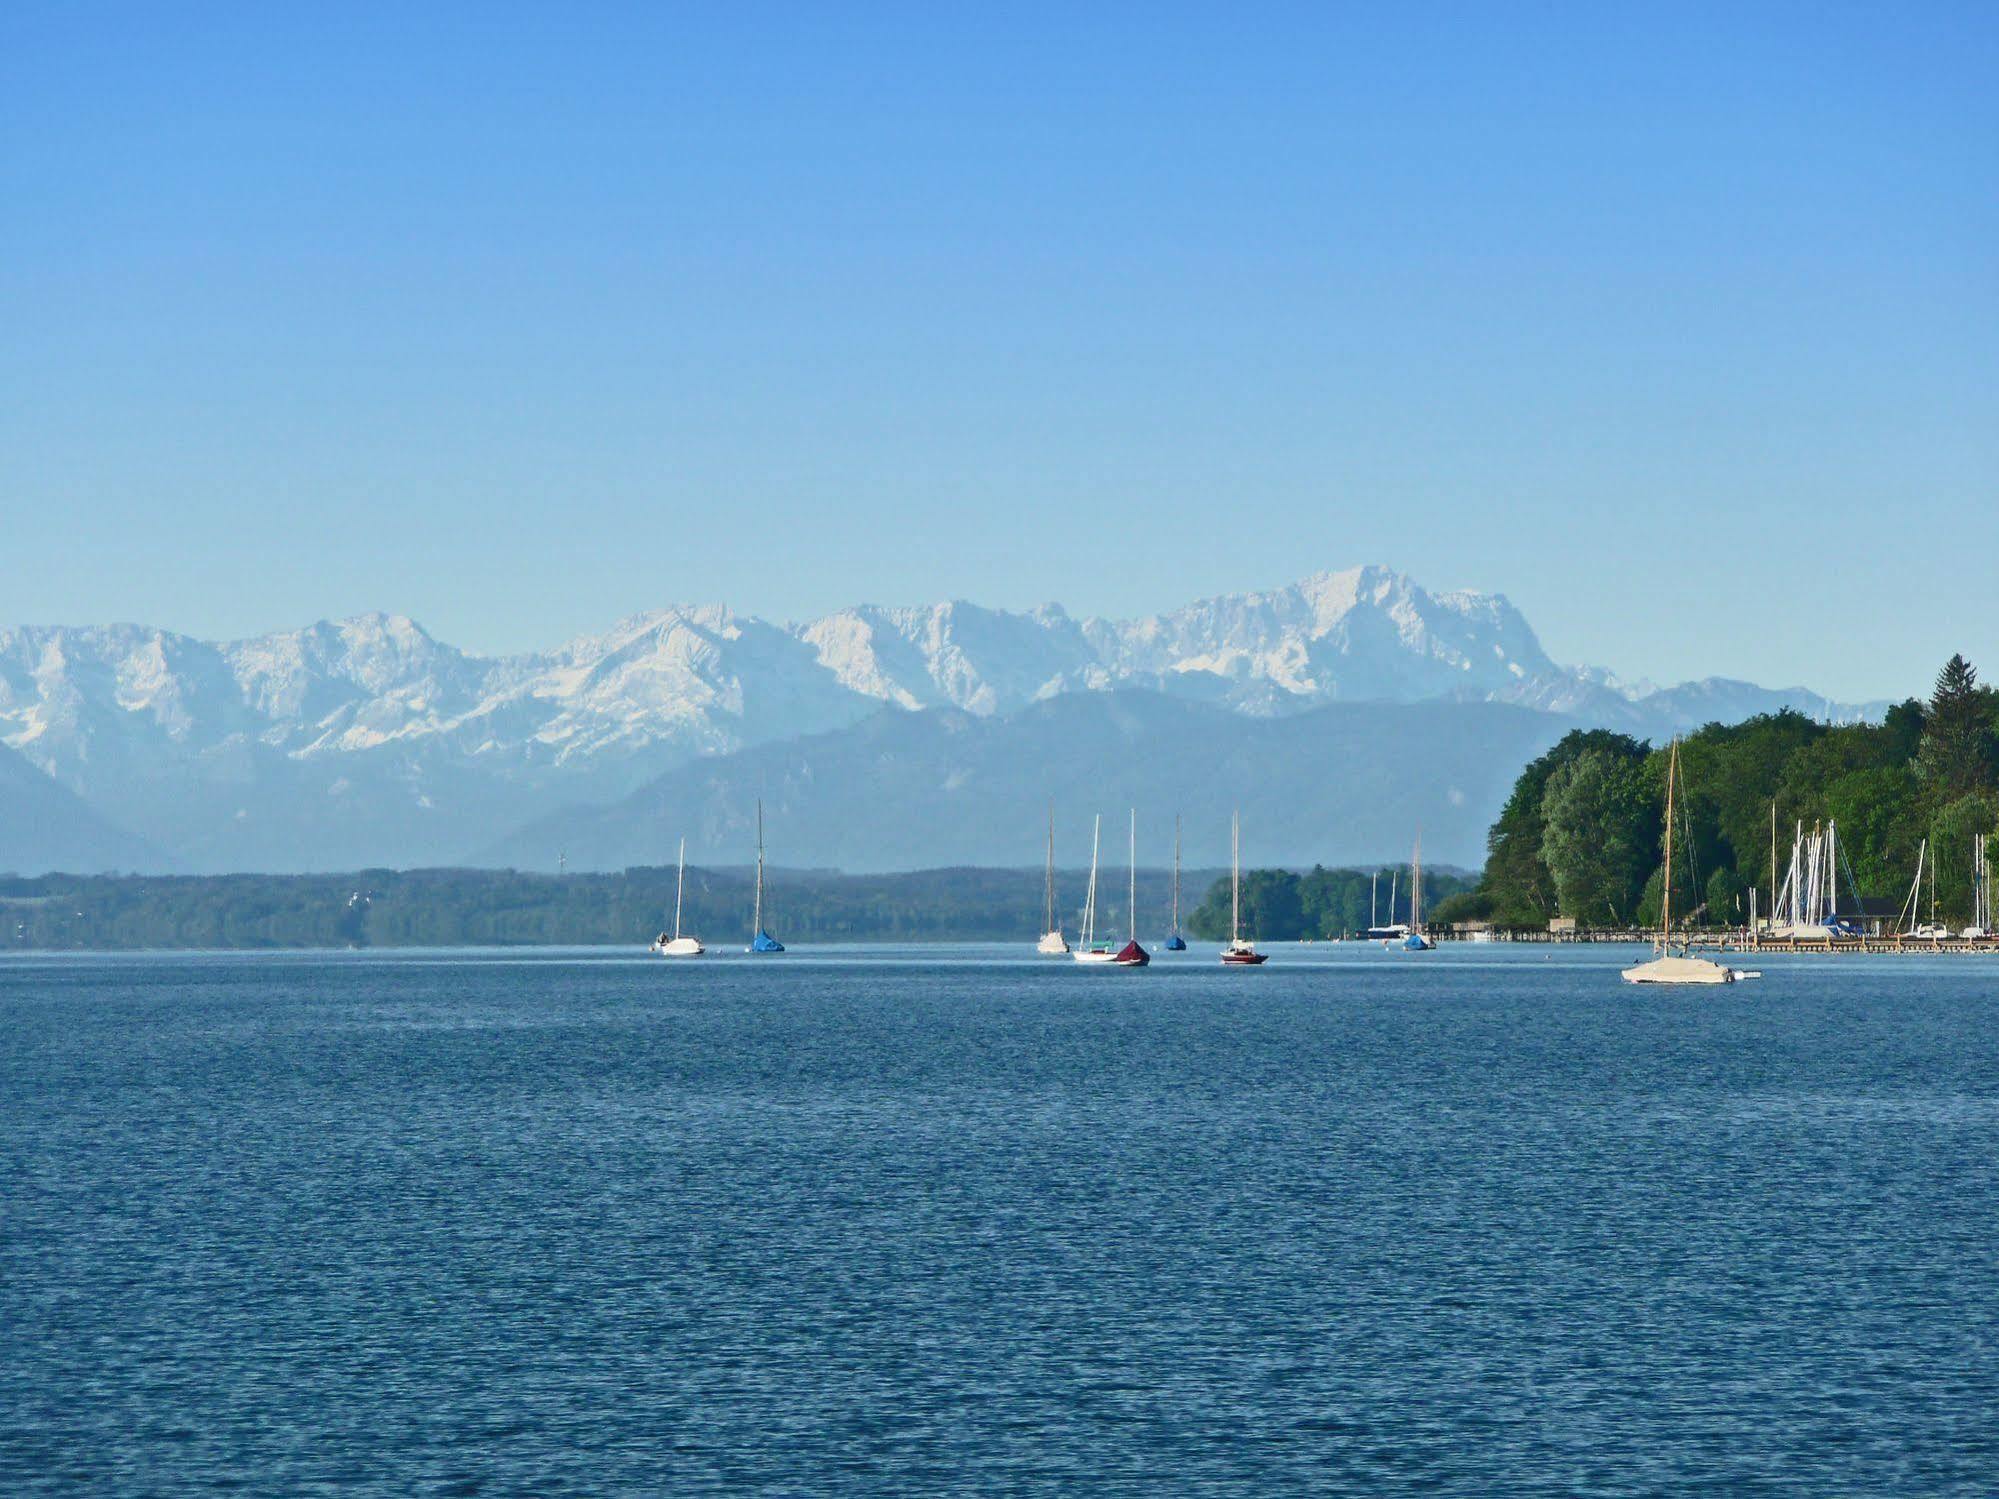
[
  {"left": 1399, "top": 830, "right": 1435, "bottom": 951},
  {"left": 1164, "top": 813, "right": 1187, "bottom": 950},
  {"left": 747, "top": 800, "right": 784, "bottom": 953}
]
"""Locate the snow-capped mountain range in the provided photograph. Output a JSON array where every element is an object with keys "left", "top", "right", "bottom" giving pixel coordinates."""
[{"left": 0, "top": 566, "right": 1877, "bottom": 873}]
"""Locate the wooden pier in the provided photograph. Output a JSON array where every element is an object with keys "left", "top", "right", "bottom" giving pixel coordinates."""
[{"left": 1439, "top": 926, "right": 1999, "bottom": 954}]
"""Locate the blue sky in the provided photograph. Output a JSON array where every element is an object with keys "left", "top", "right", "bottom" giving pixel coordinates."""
[{"left": 3, "top": 2, "right": 1994, "bottom": 699}]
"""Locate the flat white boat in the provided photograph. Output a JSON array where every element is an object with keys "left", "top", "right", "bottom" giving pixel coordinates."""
[
  {"left": 1621, "top": 953, "right": 1754, "bottom": 984},
  {"left": 1621, "top": 740, "right": 1754, "bottom": 985}
]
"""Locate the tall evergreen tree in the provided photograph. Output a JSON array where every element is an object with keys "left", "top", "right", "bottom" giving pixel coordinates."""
[{"left": 1916, "top": 655, "right": 1996, "bottom": 798}]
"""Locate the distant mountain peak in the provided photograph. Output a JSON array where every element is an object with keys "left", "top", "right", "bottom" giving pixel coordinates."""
[{"left": 0, "top": 565, "right": 1879, "bottom": 873}]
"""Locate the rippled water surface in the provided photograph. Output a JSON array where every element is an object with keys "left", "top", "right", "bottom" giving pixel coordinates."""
[{"left": 4, "top": 944, "right": 1998, "bottom": 1494}]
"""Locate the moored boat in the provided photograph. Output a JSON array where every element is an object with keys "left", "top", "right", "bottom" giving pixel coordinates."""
[
  {"left": 651, "top": 837, "right": 704, "bottom": 957},
  {"left": 1114, "top": 810, "right": 1150, "bottom": 966},
  {"left": 1220, "top": 810, "right": 1266, "bottom": 964},
  {"left": 1038, "top": 802, "right": 1070, "bottom": 954},
  {"left": 1399, "top": 830, "right": 1435, "bottom": 951},
  {"left": 1163, "top": 813, "right": 1187, "bottom": 951},
  {"left": 1622, "top": 740, "right": 1756, "bottom": 985},
  {"left": 1073, "top": 814, "right": 1118, "bottom": 962},
  {"left": 746, "top": 799, "right": 785, "bottom": 953}
]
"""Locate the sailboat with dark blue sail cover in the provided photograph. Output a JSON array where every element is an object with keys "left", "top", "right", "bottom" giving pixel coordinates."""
[
  {"left": 747, "top": 800, "right": 784, "bottom": 953},
  {"left": 1163, "top": 813, "right": 1187, "bottom": 950}
]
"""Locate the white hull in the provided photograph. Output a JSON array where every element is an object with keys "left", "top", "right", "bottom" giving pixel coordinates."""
[
  {"left": 1621, "top": 955, "right": 1754, "bottom": 985},
  {"left": 1072, "top": 948, "right": 1118, "bottom": 965},
  {"left": 1037, "top": 930, "right": 1070, "bottom": 955},
  {"left": 653, "top": 936, "right": 704, "bottom": 957}
]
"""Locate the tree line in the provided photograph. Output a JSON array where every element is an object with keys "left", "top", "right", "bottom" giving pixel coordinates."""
[
  {"left": 0, "top": 857, "right": 1479, "bottom": 952},
  {"left": 1434, "top": 655, "right": 1999, "bottom": 930},
  {"left": 0, "top": 863, "right": 1235, "bottom": 950}
]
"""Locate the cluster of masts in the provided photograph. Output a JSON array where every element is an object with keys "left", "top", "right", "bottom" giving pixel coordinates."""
[
  {"left": 649, "top": 801, "right": 1438, "bottom": 965},
  {"left": 1038, "top": 808, "right": 1435, "bottom": 966},
  {"left": 1753, "top": 808, "right": 1992, "bottom": 942}
]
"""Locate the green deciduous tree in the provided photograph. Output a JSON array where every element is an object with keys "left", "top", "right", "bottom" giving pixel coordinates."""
[
  {"left": 1928, "top": 793, "right": 1999, "bottom": 926},
  {"left": 1483, "top": 730, "right": 1647, "bottom": 927},
  {"left": 1541, "top": 745, "right": 1658, "bottom": 927}
]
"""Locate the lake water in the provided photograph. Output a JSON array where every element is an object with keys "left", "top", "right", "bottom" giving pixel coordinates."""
[{"left": 3, "top": 943, "right": 1997, "bottom": 1494}]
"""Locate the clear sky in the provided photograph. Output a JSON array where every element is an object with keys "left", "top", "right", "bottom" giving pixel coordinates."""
[{"left": 3, "top": 2, "right": 1994, "bottom": 700}]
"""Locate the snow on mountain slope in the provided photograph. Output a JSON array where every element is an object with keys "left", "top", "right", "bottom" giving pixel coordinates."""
[
  {"left": 0, "top": 565, "right": 1877, "bottom": 872},
  {"left": 1090, "top": 566, "right": 1561, "bottom": 708},
  {"left": 799, "top": 601, "right": 1097, "bottom": 713}
]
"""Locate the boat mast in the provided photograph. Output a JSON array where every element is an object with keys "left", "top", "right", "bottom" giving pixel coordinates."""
[
  {"left": 1770, "top": 800, "right": 1777, "bottom": 926},
  {"left": 1084, "top": 814, "right": 1101, "bottom": 945},
  {"left": 1172, "top": 814, "right": 1182, "bottom": 934},
  {"left": 753, "top": 800, "right": 765, "bottom": 934},
  {"left": 1902, "top": 839, "right": 1927, "bottom": 934},
  {"left": 1231, "top": 810, "right": 1241, "bottom": 943},
  {"left": 1412, "top": 828, "right": 1423, "bottom": 931},
  {"left": 674, "top": 836, "right": 686, "bottom": 941},
  {"left": 1045, "top": 801, "right": 1057, "bottom": 934},
  {"left": 1370, "top": 870, "right": 1378, "bottom": 929},
  {"left": 1127, "top": 808, "right": 1137, "bottom": 943},
  {"left": 1659, "top": 740, "right": 1677, "bottom": 953}
]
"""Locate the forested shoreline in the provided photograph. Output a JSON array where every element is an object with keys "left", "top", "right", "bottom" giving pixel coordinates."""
[
  {"left": 0, "top": 858, "right": 1474, "bottom": 951},
  {"left": 1434, "top": 656, "right": 1999, "bottom": 932}
]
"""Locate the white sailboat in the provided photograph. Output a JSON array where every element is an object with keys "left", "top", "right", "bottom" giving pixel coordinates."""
[
  {"left": 651, "top": 837, "right": 704, "bottom": 956},
  {"left": 1768, "top": 817, "right": 1850, "bottom": 938},
  {"left": 1623, "top": 740, "right": 1755, "bottom": 985},
  {"left": 1073, "top": 814, "right": 1117, "bottom": 963},
  {"left": 1037, "top": 802, "right": 1069, "bottom": 954},
  {"left": 1900, "top": 837, "right": 1953, "bottom": 939},
  {"left": 1965, "top": 833, "right": 1992, "bottom": 940},
  {"left": 1221, "top": 810, "right": 1267, "bottom": 964},
  {"left": 1366, "top": 867, "right": 1407, "bottom": 941}
]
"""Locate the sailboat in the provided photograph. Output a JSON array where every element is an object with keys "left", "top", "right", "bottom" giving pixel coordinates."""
[
  {"left": 1073, "top": 815, "right": 1118, "bottom": 963},
  {"left": 1366, "top": 868, "right": 1407, "bottom": 941},
  {"left": 1965, "top": 833, "right": 1992, "bottom": 940},
  {"left": 1622, "top": 740, "right": 1756, "bottom": 984},
  {"left": 1221, "top": 810, "right": 1267, "bottom": 964},
  {"left": 1398, "top": 830, "right": 1435, "bottom": 951},
  {"left": 747, "top": 800, "right": 784, "bottom": 953},
  {"left": 1163, "top": 813, "right": 1187, "bottom": 950},
  {"left": 1899, "top": 838, "right": 1953, "bottom": 939},
  {"left": 1037, "top": 802, "right": 1069, "bottom": 954},
  {"left": 1111, "top": 809, "right": 1151, "bottom": 966},
  {"left": 650, "top": 837, "right": 704, "bottom": 956}
]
